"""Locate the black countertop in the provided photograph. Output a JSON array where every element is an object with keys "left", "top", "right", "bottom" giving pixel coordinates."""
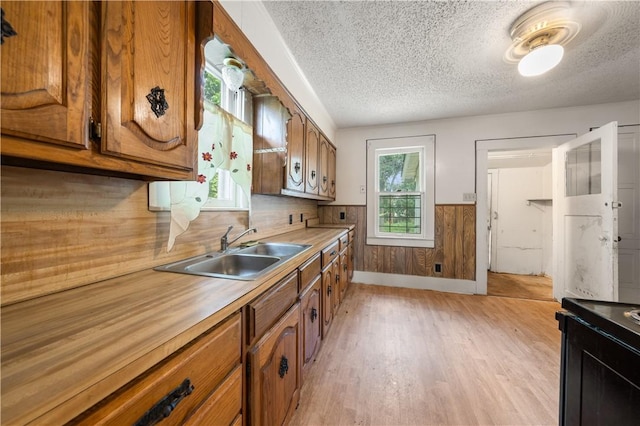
[{"left": 560, "top": 298, "right": 640, "bottom": 350}]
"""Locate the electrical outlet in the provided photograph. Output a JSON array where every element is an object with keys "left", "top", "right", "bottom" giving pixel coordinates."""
[
  {"left": 434, "top": 263, "right": 442, "bottom": 273},
  {"left": 288, "top": 214, "right": 293, "bottom": 225},
  {"left": 463, "top": 193, "right": 477, "bottom": 202},
  {"left": 300, "top": 213, "right": 304, "bottom": 222},
  {"left": 339, "top": 211, "right": 346, "bottom": 220}
]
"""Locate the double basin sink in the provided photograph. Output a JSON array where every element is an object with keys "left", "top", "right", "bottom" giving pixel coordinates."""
[{"left": 154, "top": 242, "right": 312, "bottom": 280}]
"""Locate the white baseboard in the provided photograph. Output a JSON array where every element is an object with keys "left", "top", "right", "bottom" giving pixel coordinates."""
[{"left": 352, "top": 271, "right": 477, "bottom": 294}]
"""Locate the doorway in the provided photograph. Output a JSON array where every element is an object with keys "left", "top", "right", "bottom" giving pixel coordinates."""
[
  {"left": 486, "top": 149, "right": 554, "bottom": 301},
  {"left": 475, "top": 134, "right": 576, "bottom": 298}
]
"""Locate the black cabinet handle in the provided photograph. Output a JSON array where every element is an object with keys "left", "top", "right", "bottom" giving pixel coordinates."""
[
  {"left": 279, "top": 356, "right": 289, "bottom": 378},
  {"left": 146, "top": 86, "right": 169, "bottom": 118},
  {"left": 323, "top": 176, "right": 327, "bottom": 183},
  {"left": 330, "top": 250, "right": 337, "bottom": 256},
  {"left": 1, "top": 8, "right": 18, "bottom": 44},
  {"left": 327, "top": 285, "right": 332, "bottom": 295},
  {"left": 134, "top": 378, "right": 194, "bottom": 426},
  {"left": 311, "top": 170, "right": 316, "bottom": 179},
  {"left": 311, "top": 307, "right": 318, "bottom": 322},
  {"left": 294, "top": 162, "right": 301, "bottom": 173}
]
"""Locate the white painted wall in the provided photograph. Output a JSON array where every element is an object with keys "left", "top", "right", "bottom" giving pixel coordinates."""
[
  {"left": 490, "top": 167, "right": 552, "bottom": 276},
  {"left": 334, "top": 100, "right": 639, "bottom": 205},
  {"left": 218, "top": 0, "right": 336, "bottom": 141}
]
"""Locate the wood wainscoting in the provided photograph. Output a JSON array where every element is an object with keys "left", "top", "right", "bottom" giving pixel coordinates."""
[{"left": 318, "top": 204, "right": 475, "bottom": 280}]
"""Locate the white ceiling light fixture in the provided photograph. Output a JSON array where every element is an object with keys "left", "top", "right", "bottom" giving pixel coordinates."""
[
  {"left": 505, "top": 2, "right": 581, "bottom": 77},
  {"left": 221, "top": 57, "right": 245, "bottom": 92}
]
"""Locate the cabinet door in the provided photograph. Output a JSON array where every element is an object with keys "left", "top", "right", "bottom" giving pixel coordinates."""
[
  {"left": 101, "top": 1, "right": 195, "bottom": 175},
  {"left": 339, "top": 250, "right": 349, "bottom": 303},
  {"left": 249, "top": 303, "right": 301, "bottom": 426},
  {"left": 321, "top": 263, "right": 334, "bottom": 338},
  {"left": 300, "top": 275, "right": 321, "bottom": 379},
  {"left": 1, "top": 1, "right": 89, "bottom": 148},
  {"left": 285, "top": 107, "right": 305, "bottom": 192},
  {"left": 305, "top": 119, "right": 319, "bottom": 195},
  {"left": 253, "top": 96, "right": 289, "bottom": 195},
  {"left": 332, "top": 258, "right": 341, "bottom": 316},
  {"left": 328, "top": 143, "right": 337, "bottom": 199},
  {"left": 319, "top": 135, "right": 330, "bottom": 197}
]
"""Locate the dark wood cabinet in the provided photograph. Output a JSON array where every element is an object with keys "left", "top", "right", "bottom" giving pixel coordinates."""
[
  {"left": 248, "top": 303, "right": 301, "bottom": 426},
  {"left": 253, "top": 95, "right": 291, "bottom": 195},
  {"left": 285, "top": 106, "right": 306, "bottom": 193},
  {"left": 101, "top": 0, "right": 196, "bottom": 175},
  {"left": 304, "top": 119, "right": 320, "bottom": 195},
  {"left": 300, "top": 275, "right": 322, "bottom": 379},
  {"left": 1, "top": 1, "right": 90, "bottom": 149},
  {"left": 1, "top": 0, "right": 197, "bottom": 180},
  {"left": 557, "top": 299, "right": 640, "bottom": 426}
]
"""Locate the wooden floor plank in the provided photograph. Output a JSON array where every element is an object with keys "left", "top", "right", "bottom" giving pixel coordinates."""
[
  {"left": 291, "top": 283, "right": 561, "bottom": 426},
  {"left": 487, "top": 271, "right": 553, "bottom": 301}
]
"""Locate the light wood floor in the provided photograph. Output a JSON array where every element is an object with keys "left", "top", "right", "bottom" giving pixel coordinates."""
[
  {"left": 290, "top": 283, "right": 561, "bottom": 426},
  {"left": 487, "top": 272, "right": 554, "bottom": 301}
]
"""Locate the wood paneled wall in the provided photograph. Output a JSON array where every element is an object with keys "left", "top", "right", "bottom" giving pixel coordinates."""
[
  {"left": 318, "top": 204, "right": 476, "bottom": 280},
  {"left": 0, "top": 166, "right": 318, "bottom": 305}
]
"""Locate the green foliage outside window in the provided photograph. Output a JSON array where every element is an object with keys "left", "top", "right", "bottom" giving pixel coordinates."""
[
  {"left": 378, "top": 152, "right": 421, "bottom": 234},
  {"left": 204, "top": 70, "right": 221, "bottom": 106}
]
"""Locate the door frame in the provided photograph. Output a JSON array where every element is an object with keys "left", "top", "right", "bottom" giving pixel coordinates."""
[{"left": 475, "top": 134, "right": 576, "bottom": 295}]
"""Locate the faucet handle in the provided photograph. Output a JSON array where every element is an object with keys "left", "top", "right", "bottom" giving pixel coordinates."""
[{"left": 223, "top": 225, "right": 233, "bottom": 238}]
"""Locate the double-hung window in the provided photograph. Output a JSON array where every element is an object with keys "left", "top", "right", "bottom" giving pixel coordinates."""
[{"left": 366, "top": 135, "right": 435, "bottom": 248}]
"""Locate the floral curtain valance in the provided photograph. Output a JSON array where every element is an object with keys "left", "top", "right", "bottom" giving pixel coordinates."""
[{"left": 167, "top": 102, "right": 253, "bottom": 251}]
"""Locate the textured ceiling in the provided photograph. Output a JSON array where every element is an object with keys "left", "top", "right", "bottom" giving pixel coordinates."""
[{"left": 261, "top": 0, "right": 640, "bottom": 129}]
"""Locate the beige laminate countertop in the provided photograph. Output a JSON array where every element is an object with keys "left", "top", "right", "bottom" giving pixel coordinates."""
[{"left": 1, "top": 227, "right": 348, "bottom": 426}]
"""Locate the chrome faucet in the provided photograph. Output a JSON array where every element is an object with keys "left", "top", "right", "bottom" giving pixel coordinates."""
[{"left": 220, "top": 226, "right": 257, "bottom": 252}]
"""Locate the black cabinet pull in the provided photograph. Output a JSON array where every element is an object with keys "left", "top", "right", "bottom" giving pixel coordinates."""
[
  {"left": 311, "top": 170, "right": 316, "bottom": 179},
  {"left": 335, "top": 274, "right": 340, "bottom": 283},
  {"left": 311, "top": 307, "right": 318, "bottom": 322},
  {"left": 330, "top": 250, "right": 337, "bottom": 256},
  {"left": 294, "top": 162, "right": 301, "bottom": 173},
  {"left": 327, "top": 285, "right": 332, "bottom": 295},
  {"left": 1, "top": 9, "right": 17, "bottom": 44},
  {"left": 146, "top": 86, "right": 169, "bottom": 118},
  {"left": 134, "top": 378, "right": 194, "bottom": 426},
  {"left": 279, "top": 356, "right": 289, "bottom": 378}
]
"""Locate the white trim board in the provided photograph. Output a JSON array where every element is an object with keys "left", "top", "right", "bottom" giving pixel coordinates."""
[{"left": 352, "top": 271, "right": 475, "bottom": 294}]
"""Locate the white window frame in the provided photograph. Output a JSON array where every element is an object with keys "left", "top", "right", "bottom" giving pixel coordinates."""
[{"left": 366, "top": 135, "right": 435, "bottom": 248}]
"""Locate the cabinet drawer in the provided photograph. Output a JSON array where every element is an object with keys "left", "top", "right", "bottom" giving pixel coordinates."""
[
  {"left": 299, "top": 253, "right": 321, "bottom": 292},
  {"left": 321, "top": 241, "right": 339, "bottom": 268},
  {"left": 248, "top": 271, "right": 298, "bottom": 343},
  {"left": 70, "top": 313, "right": 241, "bottom": 425},
  {"left": 339, "top": 232, "right": 349, "bottom": 251},
  {"left": 183, "top": 365, "right": 242, "bottom": 425}
]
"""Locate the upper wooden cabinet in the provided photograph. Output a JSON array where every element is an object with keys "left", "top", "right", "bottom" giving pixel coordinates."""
[
  {"left": 101, "top": 0, "right": 196, "bottom": 173},
  {"left": 1, "top": 1, "right": 196, "bottom": 180},
  {"left": 253, "top": 96, "right": 291, "bottom": 195},
  {"left": 285, "top": 106, "right": 306, "bottom": 193},
  {"left": 0, "top": 1, "right": 89, "bottom": 149},
  {"left": 305, "top": 119, "right": 320, "bottom": 196},
  {"left": 328, "top": 143, "right": 337, "bottom": 199}
]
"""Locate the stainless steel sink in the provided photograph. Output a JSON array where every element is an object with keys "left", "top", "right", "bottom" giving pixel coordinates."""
[
  {"left": 237, "top": 242, "right": 311, "bottom": 257},
  {"left": 154, "top": 242, "right": 311, "bottom": 280}
]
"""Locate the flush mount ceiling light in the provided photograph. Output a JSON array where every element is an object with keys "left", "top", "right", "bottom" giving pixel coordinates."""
[
  {"left": 221, "top": 57, "right": 245, "bottom": 92},
  {"left": 505, "top": 2, "right": 581, "bottom": 77}
]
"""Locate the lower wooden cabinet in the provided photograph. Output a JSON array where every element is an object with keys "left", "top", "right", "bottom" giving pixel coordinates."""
[
  {"left": 248, "top": 303, "right": 302, "bottom": 426},
  {"left": 300, "top": 275, "right": 322, "bottom": 379},
  {"left": 69, "top": 312, "right": 242, "bottom": 425},
  {"left": 321, "top": 260, "right": 335, "bottom": 339}
]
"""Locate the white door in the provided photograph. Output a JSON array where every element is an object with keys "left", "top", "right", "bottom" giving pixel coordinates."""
[
  {"left": 553, "top": 121, "right": 619, "bottom": 301},
  {"left": 617, "top": 125, "right": 640, "bottom": 303}
]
